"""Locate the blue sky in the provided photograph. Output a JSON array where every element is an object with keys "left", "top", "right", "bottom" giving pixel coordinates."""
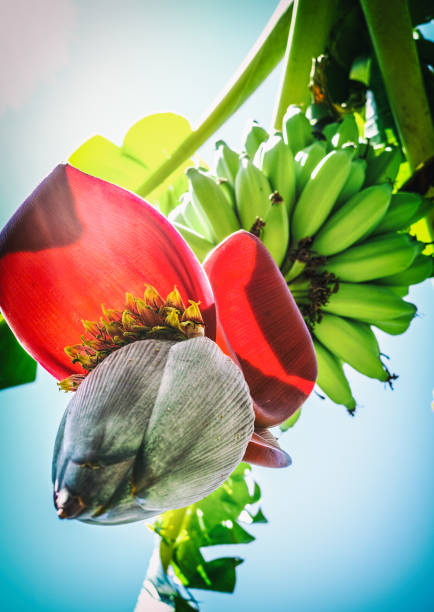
[{"left": 0, "top": 2, "right": 433, "bottom": 611}]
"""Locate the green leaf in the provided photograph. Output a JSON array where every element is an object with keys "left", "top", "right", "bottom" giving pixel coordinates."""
[
  {"left": 206, "top": 521, "right": 255, "bottom": 546},
  {"left": 69, "top": 113, "right": 193, "bottom": 215},
  {"left": 250, "top": 481, "right": 261, "bottom": 504},
  {"left": 249, "top": 508, "right": 268, "bottom": 524},
  {"left": 151, "top": 462, "right": 266, "bottom": 596},
  {"left": 0, "top": 315, "right": 37, "bottom": 390},
  {"left": 175, "top": 557, "right": 243, "bottom": 594},
  {"left": 174, "top": 597, "right": 198, "bottom": 612}
]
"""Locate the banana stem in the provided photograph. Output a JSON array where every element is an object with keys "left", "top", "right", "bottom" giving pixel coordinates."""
[
  {"left": 360, "top": 0, "right": 434, "bottom": 242},
  {"left": 360, "top": 0, "right": 434, "bottom": 172},
  {"left": 136, "top": 1, "right": 294, "bottom": 198},
  {"left": 272, "top": 0, "right": 339, "bottom": 130}
]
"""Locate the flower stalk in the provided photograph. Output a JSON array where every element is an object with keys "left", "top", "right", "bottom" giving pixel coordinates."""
[
  {"left": 360, "top": 0, "right": 434, "bottom": 242},
  {"left": 272, "top": 0, "right": 339, "bottom": 130},
  {"left": 136, "top": 1, "right": 294, "bottom": 198}
]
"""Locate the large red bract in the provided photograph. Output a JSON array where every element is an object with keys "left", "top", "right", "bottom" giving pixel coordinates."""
[
  {"left": 0, "top": 165, "right": 317, "bottom": 468},
  {"left": 0, "top": 165, "right": 216, "bottom": 380}
]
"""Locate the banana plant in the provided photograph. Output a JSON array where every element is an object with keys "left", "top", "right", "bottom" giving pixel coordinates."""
[{"left": 1, "top": 0, "right": 433, "bottom": 608}]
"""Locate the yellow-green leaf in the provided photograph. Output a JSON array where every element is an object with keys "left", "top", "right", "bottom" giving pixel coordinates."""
[
  {"left": 69, "top": 135, "right": 147, "bottom": 192},
  {"left": 69, "top": 113, "right": 193, "bottom": 214}
]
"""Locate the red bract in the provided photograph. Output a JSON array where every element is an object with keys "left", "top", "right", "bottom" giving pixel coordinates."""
[
  {"left": 0, "top": 165, "right": 215, "bottom": 380},
  {"left": 204, "top": 231, "right": 317, "bottom": 429},
  {"left": 0, "top": 165, "right": 317, "bottom": 468}
]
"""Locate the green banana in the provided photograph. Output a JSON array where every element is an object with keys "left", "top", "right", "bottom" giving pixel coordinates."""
[
  {"left": 172, "top": 222, "right": 215, "bottom": 262},
  {"left": 262, "top": 194, "right": 290, "bottom": 267},
  {"left": 371, "top": 312, "right": 415, "bottom": 336},
  {"left": 214, "top": 140, "right": 240, "bottom": 187},
  {"left": 385, "top": 286, "right": 409, "bottom": 297},
  {"left": 321, "top": 233, "right": 424, "bottom": 282},
  {"left": 217, "top": 178, "right": 236, "bottom": 211},
  {"left": 254, "top": 133, "right": 296, "bottom": 213},
  {"left": 313, "top": 314, "right": 390, "bottom": 381},
  {"left": 180, "top": 193, "right": 214, "bottom": 240},
  {"left": 242, "top": 120, "right": 268, "bottom": 158},
  {"left": 331, "top": 114, "right": 359, "bottom": 148},
  {"left": 322, "top": 282, "right": 417, "bottom": 322},
  {"left": 321, "top": 122, "right": 339, "bottom": 148},
  {"left": 168, "top": 202, "right": 188, "bottom": 227},
  {"left": 364, "top": 146, "right": 402, "bottom": 186},
  {"left": 187, "top": 168, "right": 240, "bottom": 243},
  {"left": 314, "top": 340, "right": 356, "bottom": 412},
  {"left": 355, "top": 139, "right": 370, "bottom": 158},
  {"left": 291, "top": 149, "right": 353, "bottom": 244},
  {"left": 294, "top": 141, "right": 327, "bottom": 197},
  {"left": 375, "top": 253, "right": 433, "bottom": 286},
  {"left": 235, "top": 156, "right": 272, "bottom": 230},
  {"left": 312, "top": 184, "right": 392, "bottom": 256},
  {"left": 283, "top": 105, "right": 314, "bottom": 154},
  {"left": 372, "top": 192, "right": 432, "bottom": 235},
  {"left": 334, "top": 158, "right": 367, "bottom": 206}
]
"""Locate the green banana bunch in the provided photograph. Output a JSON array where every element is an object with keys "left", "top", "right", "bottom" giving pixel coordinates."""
[{"left": 161, "top": 105, "right": 432, "bottom": 413}]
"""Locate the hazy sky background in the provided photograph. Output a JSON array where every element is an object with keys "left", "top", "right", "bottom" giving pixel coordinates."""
[{"left": 0, "top": 2, "right": 433, "bottom": 611}]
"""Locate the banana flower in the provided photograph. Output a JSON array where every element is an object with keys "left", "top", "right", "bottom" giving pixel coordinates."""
[{"left": 0, "top": 165, "right": 317, "bottom": 524}]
